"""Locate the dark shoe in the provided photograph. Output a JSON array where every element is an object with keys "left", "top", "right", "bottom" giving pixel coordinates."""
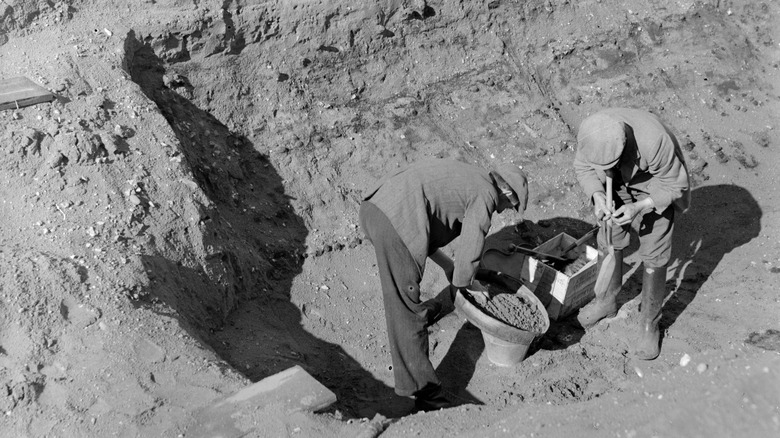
[
  {"left": 413, "top": 385, "right": 455, "bottom": 412},
  {"left": 634, "top": 267, "right": 666, "bottom": 360},
  {"left": 577, "top": 249, "right": 623, "bottom": 328}
]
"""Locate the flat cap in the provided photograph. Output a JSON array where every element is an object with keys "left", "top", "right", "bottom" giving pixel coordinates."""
[
  {"left": 494, "top": 164, "right": 529, "bottom": 213},
  {"left": 577, "top": 113, "right": 625, "bottom": 170}
]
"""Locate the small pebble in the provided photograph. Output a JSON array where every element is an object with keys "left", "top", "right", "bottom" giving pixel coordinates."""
[
  {"left": 680, "top": 353, "right": 691, "bottom": 367},
  {"left": 696, "top": 363, "right": 708, "bottom": 373}
]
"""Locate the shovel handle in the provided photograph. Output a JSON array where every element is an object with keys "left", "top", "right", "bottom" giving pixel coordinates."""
[{"left": 605, "top": 171, "right": 613, "bottom": 247}]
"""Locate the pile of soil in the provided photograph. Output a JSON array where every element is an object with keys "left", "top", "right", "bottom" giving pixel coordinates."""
[{"left": 474, "top": 284, "right": 547, "bottom": 333}]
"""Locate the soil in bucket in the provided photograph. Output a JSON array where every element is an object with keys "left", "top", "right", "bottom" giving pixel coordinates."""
[
  {"left": 472, "top": 281, "right": 547, "bottom": 333},
  {"left": 457, "top": 271, "right": 550, "bottom": 366}
]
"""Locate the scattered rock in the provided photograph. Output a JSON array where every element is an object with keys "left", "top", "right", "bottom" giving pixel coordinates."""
[
  {"left": 47, "top": 151, "right": 67, "bottom": 169},
  {"left": 59, "top": 297, "right": 101, "bottom": 328},
  {"left": 113, "top": 124, "right": 134, "bottom": 139}
]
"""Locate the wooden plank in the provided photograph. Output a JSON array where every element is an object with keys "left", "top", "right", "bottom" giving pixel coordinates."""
[
  {"left": 0, "top": 76, "right": 55, "bottom": 111},
  {"left": 186, "top": 365, "right": 337, "bottom": 438}
]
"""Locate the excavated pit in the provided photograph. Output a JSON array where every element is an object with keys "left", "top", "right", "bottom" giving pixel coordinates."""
[
  {"left": 114, "top": 0, "right": 775, "bottom": 419},
  {"left": 118, "top": 6, "right": 628, "bottom": 416}
]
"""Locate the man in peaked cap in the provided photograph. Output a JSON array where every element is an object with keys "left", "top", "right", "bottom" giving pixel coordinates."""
[
  {"left": 359, "top": 158, "right": 528, "bottom": 411},
  {"left": 574, "top": 108, "right": 690, "bottom": 360}
]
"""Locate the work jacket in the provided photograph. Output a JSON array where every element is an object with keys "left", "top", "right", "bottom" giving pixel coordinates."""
[
  {"left": 364, "top": 159, "right": 499, "bottom": 288},
  {"left": 574, "top": 108, "right": 691, "bottom": 214}
]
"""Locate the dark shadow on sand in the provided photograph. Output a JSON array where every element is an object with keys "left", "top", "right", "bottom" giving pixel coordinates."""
[
  {"left": 124, "top": 32, "right": 395, "bottom": 420},
  {"left": 662, "top": 184, "right": 761, "bottom": 331},
  {"left": 570, "top": 184, "right": 761, "bottom": 348}
]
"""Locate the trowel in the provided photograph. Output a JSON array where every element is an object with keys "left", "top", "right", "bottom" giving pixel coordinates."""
[
  {"left": 506, "top": 225, "right": 598, "bottom": 271},
  {"left": 506, "top": 244, "right": 569, "bottom": 266},
  {"left": 558, "top": 225, "right": 599, "bottom": 259}
]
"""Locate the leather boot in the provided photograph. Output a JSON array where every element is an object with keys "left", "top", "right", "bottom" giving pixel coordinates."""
[
  {"left": 577, "top": 249, "right": 623, "bottom": 329},
  {"left": 634, "top": 266, "right": 666, "bottom": 360}
]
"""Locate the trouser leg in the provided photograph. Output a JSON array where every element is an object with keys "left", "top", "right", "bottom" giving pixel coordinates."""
[
  {"left": 359, "top": 201, "right": 440, "bottom": 396},
  {"left": 577, "top": 217, "right": 626, "bottom": 329}
]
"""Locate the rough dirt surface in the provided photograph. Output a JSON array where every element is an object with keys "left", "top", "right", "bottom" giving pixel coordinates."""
[{"left": 1, "top": 0, "right": 779, "bottom": 437}]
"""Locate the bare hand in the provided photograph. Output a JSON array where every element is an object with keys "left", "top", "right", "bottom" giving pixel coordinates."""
[
  {"left": 592, "top": 192, "right": 613, "bottom": 224},
  {"left": 611, "top": 203, "right": 641, "bottom": 226}
]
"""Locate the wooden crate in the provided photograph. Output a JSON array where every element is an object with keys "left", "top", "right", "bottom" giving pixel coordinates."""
[{"left": 520, "top": 233, "right": 598, "bottom": 320}]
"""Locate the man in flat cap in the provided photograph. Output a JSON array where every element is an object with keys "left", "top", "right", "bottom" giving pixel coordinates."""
[
  {"left": 359, "top": 158, "right": 528, "bottom": 411},
  {"left": 574, "top": 108, "right": 690, "bottom": 360}
]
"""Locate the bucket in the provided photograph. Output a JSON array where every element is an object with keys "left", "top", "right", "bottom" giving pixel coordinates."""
[
  {"left": 481, "top": 331, "right": 532, "bottom": 367},
  {"left": 454, "top": 269, "right": 550, "bottom": 366}
]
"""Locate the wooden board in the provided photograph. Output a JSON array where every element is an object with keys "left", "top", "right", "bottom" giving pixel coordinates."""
[
  {"left": 186, "top": 365, "right": 337, "bottom": 438},
  {"left": 0, "top": 76, "right": 55, "bottom": 111}
]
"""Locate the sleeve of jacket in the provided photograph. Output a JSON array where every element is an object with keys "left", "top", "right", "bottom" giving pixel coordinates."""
[
  {"left": 451, "top": 202, "right": 493, "bottom": 288},
  {"left": 643, "top": 135, "right": 690, "bottom": 214},
  {"left": 573, "top": 150, "right": 605, "bottom": 202}
]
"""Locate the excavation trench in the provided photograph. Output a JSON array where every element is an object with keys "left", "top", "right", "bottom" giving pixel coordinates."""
[
  {"left": 118, "top": 3, "right": 642, "bottom": 417},
  {"left": 124, "top": 47, "right": 622, "bottom": 420}
]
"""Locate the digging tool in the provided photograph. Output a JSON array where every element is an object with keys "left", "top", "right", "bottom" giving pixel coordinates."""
[
  {"left": 592, "top": 171, "right": 616, "bottom": 300},
  {"left": 559, "top": 225, "right": 599, "bottom": 259},
  {"left": 505, "top": 225, "right": 598, "bottom": 271},
  {"left": 506, "top": 244, "right": 569, "bottom": 266}
]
